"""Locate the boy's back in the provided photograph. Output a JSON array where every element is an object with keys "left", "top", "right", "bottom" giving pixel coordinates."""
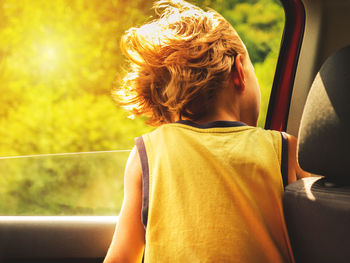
[
  {"left": 103, "top": 1, "right": 309, "bottom": 262},
  {"left": 138, "top": 121, "right": 293, "bottom": 262}
]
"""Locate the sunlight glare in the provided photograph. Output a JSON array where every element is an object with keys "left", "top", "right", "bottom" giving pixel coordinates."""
[
  {"left": 42, "top": 47, "right": 57, "bottom": 61},
  {"left": 36, "top": 43, "right": 61, "bottom": 75}
]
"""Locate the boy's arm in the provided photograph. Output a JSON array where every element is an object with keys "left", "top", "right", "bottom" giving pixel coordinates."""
[
  {"left": 104, "top": 146, "right": 145, "bottom": 263},
  {"left": 284, "top": 133, "right": 310, "bottom": 184}
]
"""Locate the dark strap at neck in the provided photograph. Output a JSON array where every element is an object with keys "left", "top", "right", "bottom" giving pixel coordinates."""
[{"left": 176, "top": 120, "right": 248, "bottom": 129}]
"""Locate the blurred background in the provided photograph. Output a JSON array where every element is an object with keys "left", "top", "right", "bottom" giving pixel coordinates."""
[{"left": 0, "top": 0, "right": 284, "bottom": 215}]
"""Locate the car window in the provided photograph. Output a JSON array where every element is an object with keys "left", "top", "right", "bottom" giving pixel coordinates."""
[{"left": 0, "top": 0, "right": 284, "bottom": 215}]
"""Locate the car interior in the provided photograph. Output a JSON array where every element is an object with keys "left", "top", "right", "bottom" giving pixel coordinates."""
[
  {"left": 0, "top": 0, "right": 349, "bottom": 262},
  {"left": 284, "top": 45, "right": 350, "bottom": 263}
]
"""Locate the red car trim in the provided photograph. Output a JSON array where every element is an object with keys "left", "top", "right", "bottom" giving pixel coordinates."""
[{"left": 265, "top": 0, "right": 305, "bottom": 131}]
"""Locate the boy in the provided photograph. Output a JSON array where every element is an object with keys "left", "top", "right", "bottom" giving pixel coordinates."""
[{"left": 104, "top": 0, "right": 308, "bottom": 262}]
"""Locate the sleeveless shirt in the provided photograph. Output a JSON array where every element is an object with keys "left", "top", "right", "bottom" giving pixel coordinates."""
[{"left": 136, "top": 121, "right": 294, "bottom": 263}]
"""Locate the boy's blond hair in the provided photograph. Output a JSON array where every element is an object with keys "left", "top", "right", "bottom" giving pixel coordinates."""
[{"left": 115, "top": 0, "right": 246, "bottom": 126}]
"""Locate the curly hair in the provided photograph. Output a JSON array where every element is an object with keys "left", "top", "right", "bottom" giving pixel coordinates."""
[{"left": 114, "top": 0, "right": 247, "bottom": 126}]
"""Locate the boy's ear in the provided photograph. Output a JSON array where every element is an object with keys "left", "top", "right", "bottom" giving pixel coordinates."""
[{"left": 231, "top": 54, "right": 246, "bottom": 91}]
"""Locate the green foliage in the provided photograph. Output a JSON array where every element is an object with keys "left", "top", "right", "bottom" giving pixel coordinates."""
[
  {"left": 0, "top": 151, "right": 129, "bottom": 215},
  {"left": 222, "top": 0, "right": 284, "bottom": 64},
  {"left": 0, "top": 0, "right": 284, "bottom": 215}
]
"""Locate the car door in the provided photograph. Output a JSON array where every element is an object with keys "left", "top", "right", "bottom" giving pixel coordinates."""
[{"left": 2, "top": 0, "right": 336, "bottom": 261}]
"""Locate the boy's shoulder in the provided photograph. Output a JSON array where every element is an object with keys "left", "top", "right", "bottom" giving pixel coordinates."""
[{"left": 141, "top": 122, "right": 282, "bottom": 141}]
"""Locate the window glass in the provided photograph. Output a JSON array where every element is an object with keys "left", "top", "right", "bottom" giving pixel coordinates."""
[{"left": 0, "top": 0, "right": 284, "bottom": 215}]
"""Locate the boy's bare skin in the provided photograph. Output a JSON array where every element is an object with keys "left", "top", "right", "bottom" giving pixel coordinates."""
[
  {"left": 103, "top": 53, "right": 309, "bottom": 263},
  {"left": 104, "top": 146, "right": 145, "bottom": 263}
]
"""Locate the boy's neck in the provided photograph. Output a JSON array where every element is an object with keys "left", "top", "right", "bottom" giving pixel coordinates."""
[
  {"left": 192, "top": 110, "right": 241, "bottom": 125},
  {"left": 180, "top": 82, "right": 259, "bottom": 126},
  {"left": 197, "top": 90, "right": 243, "bottom": 125},
  {"left": 212, "top": 82, "right": 259, "bottom": 126}
]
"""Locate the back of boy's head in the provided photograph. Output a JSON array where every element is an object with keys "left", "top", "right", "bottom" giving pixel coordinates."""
[{"left": 116, "top": 0, "right": 247, "bottom": 126}]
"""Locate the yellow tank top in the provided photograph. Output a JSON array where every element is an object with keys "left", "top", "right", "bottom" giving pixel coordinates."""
[{"left": 136, "top": 121, "right": 294, "bottom": 263}]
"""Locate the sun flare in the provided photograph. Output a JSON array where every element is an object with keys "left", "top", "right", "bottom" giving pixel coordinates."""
[
  {"left": 34, "top": 42, "right": 63, "bottom": 75},
  {"left": 41, "top": 46, "right": 57, "bottom": 61}
]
